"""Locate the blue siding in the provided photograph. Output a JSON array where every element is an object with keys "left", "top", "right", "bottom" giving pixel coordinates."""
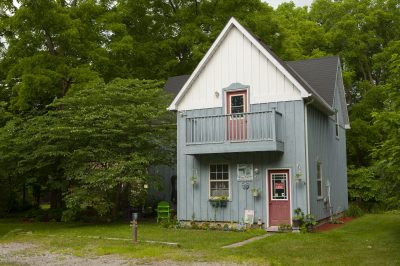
[
  {"left": 307, "top": 72, "right": 348, "bottom": 220},
  {"left": 176, "top": 101, "right": 307, "bottom": 224}
]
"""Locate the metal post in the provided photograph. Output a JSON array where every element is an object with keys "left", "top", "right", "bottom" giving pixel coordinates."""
[
  {"left": 132, "top": 220, "right": 137, "bottom": 243},
  {"left": 132, "top": 213, "right": 138, "bottom": 243}
]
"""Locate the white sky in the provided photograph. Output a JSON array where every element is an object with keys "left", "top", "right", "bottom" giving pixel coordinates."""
[{"left": 263, "top": 0, "right": 314, "bottom": 8}]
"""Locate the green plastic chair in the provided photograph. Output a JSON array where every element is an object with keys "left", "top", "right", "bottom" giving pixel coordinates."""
[{"left": 156, "top": 201, "right": 170, "bottom": 223}]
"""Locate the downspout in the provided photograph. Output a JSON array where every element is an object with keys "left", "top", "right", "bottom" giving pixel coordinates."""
[{"left": 304, "top": 98, "right": 314, "bottom": 215}]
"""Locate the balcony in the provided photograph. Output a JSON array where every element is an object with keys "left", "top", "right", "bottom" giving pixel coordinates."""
[{"left": 184, "top": 110, "right": 284, "bottom": 155}]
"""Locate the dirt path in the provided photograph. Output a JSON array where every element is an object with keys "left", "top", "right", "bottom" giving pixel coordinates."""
[{"left": 0, "top": 242, "right": 240, "bottom": 266}]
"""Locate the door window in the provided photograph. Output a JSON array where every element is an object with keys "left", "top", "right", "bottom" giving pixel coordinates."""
[{"left": 270, "top": 173, "right": 288, "bottom": 200}]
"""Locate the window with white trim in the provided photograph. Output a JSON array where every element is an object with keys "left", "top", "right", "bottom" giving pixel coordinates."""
[
  {"left": 317, "top": 162, "right": 323, "bottom": 198},
  {"left": 209, "top": 164, "right": 229, "bottom": 198},
  {"left": 335, "top": 112, "right": 339, "bottom": 138}
]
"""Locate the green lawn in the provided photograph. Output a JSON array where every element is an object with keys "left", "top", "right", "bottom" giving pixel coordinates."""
[{"left": 1, "top": 214, "right": 399, "bottom": 265}]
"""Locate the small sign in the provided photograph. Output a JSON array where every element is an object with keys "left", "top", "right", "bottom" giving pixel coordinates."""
[
  {"left": 275, "top": 182, "right": 284, "bottom": 190},
  {"left": 237, "top": 164, "right": 253, "bottom": 181},
  {"left": 244, "top": 209, "right": 254, "bottom": 224}
]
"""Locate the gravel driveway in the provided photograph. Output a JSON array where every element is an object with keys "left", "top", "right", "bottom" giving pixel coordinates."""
[{"left": 0, "top": 242, "right": 241, "bottom": 266}]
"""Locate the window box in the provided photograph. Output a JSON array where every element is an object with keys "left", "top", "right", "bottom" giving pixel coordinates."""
[{"left": 209, "top": 196, "right": 228, "bottom": 208}]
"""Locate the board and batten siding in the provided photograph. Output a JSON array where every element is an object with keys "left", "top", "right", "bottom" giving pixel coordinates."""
[
  {"left": 177, "top": 27, "right": 302, "bottom": 111},
  {"left": 307, "top": 70, "right": 348, "bottom": 221},
  {"left": 176, "top": 101, "right": 308, "bottom": 223}
]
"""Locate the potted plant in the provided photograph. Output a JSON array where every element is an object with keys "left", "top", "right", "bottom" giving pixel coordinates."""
[
  {"left": 191, "top": 176, "right": 197, "bottom": 185},
  {"left": 303, "top": 214, "right": 317, "bottom": 232},
  {"left": 292, "top": 208, "right": 304, "bottom": 230},
  {"left": 209, "top": 195, "right": 228, "bottom": 208},
  {"left": 251, "top": 188, "right": 260, "bottom": 197}
]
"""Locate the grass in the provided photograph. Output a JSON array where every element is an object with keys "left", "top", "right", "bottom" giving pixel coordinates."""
[{"left": 1, "top": 213, "right": 399, "bottom": 265}]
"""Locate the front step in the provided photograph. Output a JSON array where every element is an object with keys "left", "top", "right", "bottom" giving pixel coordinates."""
[{"left": 266, "top": 226, "right": 279, "bottom": 232}]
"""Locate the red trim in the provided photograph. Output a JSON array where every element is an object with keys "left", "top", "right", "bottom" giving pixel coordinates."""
[
  {"left": 268, "top": 169, "right": 290, "bottom": 226},
  {"left": 226, "top": 90, "right": 247, "bottom": 114}
]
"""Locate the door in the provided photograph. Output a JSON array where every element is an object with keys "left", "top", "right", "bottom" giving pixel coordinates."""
[
  {"left": 226, "top": 90, "right": 247, "bottom": 141},
  {"left": 268, "top": 169, "right": 290, "bottom": 226}
]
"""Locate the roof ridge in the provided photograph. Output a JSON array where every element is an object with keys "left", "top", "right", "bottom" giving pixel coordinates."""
[{"left": 286, "top": 55, "right": 339, "bottom": 63}]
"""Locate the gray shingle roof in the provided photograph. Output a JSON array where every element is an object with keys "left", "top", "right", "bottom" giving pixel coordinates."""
[
  {"left": 164, "top": 75, "right": 190, "bottom": 96},
  {"left": 287, "top": 56, "right": 339, "bottom": 107}
]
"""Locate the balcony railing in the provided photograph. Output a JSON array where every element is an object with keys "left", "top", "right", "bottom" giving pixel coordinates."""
[{"left": 186, "top": 110, "right": 283, "bottom": 145}]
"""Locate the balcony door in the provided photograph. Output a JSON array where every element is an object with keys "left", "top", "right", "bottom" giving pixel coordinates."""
[{"left": 226, "top": 90, "right": 247, "bottom": 141}]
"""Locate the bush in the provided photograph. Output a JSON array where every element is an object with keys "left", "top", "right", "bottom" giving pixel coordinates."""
[
  {"left": 24, "top": 208, "right": 63, "bottom": 222},
  {"left": 345, "top": 204, "right": 364, "bottom": 217}
]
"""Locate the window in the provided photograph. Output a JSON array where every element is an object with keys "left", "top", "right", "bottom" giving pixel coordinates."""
[
  {"left": 317, "top": 162, "right": 323, "bottom": 198},
  {"left": 209, "top": 164, "right": 229, "bottom": 198},
  {"left": 270, "top": 173, "right": 288, "bottom": 200},
  {"left": 230, "top": 95, "right": 244, "bottom": 114},
  {"left": 335, "top": 112, "right": 339, "bottom": 138}
]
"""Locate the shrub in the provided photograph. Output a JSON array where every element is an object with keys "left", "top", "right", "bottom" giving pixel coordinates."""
[{"left": 345, "top": 204, "right": 364, "bottom": 217}]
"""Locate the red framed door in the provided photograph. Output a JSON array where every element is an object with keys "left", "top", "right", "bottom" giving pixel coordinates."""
[
  {"left": 268, "top": 169, "right": 290, "bottom": 226},
  {"left": 226, "top": 90, "right": 247, "bottom": 141}
]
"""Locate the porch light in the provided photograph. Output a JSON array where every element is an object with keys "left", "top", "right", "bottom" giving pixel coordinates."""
[
  {"left": 215, "top": 91, "right": 220, "bottom": 98},
  {"left": 295, "top": 163, "right": 303, "bottom": 183}
]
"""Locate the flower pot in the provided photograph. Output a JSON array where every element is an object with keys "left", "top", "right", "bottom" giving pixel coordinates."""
[
  {"left": 292, "top": 219, "right": 301, "bottom": 228},
  {"left": 210, "top": 200, "right": 220, "bottom": 208},
  {"left": 252, "top": 191, "right": 259, "bottom": 197},
  {"left": 307, "top": 224, "right": 314, "bottom": 232}
]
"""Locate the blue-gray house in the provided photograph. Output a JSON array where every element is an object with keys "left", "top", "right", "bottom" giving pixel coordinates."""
[{"left": 166, "top": 18, "right": 350, "bottom": 228}]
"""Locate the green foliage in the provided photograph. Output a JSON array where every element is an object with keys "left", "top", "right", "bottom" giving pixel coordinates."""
[
  {"left": 348, "top": 166, "right": 383, "bottom": 202},
  {"left": 344, "top": 204, "right": 364, "bottom": 218}
]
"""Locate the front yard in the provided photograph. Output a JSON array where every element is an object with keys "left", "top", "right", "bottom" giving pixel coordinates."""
[{"left": 0, "top": 213, "right": 399, "bottom": 265}]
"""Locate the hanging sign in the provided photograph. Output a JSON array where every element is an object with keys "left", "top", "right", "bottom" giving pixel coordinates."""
[
  {"left": 237, "top": 164, "right": 253, "bottom": 181},
  {"left": 275, "top": 182, "right": 284, "bottom": 190}
]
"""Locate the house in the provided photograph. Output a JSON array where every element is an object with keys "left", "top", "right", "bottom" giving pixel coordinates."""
[{"left": 166, "top": 18, "right": 349, "bottom": 228}]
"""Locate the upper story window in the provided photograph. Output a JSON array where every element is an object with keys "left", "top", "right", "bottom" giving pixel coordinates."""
[
  {"left": 231, "top": 95, "right": 244, "bottom": 113},
  {"left": 335, "top": 111, "right": 339, "bottom": 139},
  {"left": 209, "top": 164, "right": 230, "bottom": 199},
  {"left": 317, "top": 162, "right": 323, "bottom": 198},
  {"left": 227, "top": 90, "right": 247, "bottom": 115}
]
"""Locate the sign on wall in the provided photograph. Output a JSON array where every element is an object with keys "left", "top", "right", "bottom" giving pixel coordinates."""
[{"left": 237, "top": 164, "right": 253, "bottom": 181}]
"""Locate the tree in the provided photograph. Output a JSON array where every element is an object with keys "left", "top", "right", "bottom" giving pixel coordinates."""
[{"left": 0, "top": 78, "right": 175, "bottom": 220}]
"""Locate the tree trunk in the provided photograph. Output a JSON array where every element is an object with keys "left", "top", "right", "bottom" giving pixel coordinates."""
[
  {"left": 50, "top": 189, "right": 63, "bottom": 209},
  {"left": 22, "top": 179, "right": 26, "bottom": 209},
  {"left": 112, "top": 184, "right": 122, "bottom": 221}
]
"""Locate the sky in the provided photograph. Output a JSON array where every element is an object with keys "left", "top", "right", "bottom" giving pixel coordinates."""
[{"left": 263, "top": 0, "right": 314, "bottom": 9}]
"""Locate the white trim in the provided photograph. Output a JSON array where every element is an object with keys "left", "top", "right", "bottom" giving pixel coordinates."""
[
  {"left": 168, "top": 17, "right": 312, "bottom": 111},
  {"left": 270, "top": 173, "right": 289, "bottom": 201},
  {"left": 208, "top": 163, "right": 231, "bottom": 200},
  {"left": 304, "top": 102, "right": 311, "bottom": 215},
  {"left": 266, "top": 168, "right": 292, "bottom": 228}
]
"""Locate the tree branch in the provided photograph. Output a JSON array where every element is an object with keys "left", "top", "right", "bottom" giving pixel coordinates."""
[
  {"left": 44, "top": 30, "right": 57, "bottom": 56},
  {"left": 168, "top": 0, "right": 177, "bottom": 13}
]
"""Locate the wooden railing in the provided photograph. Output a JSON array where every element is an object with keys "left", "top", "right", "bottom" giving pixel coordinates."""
[{"left": 186, "top": 110, "right": 283, "bottom": 145}]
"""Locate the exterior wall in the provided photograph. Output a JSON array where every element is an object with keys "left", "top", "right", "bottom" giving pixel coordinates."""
[
  {"left": 176, "top": 101, "right": 307, "bottom": 225},
  {"left": 307, "top": 74, "right": 348, "bottom": 220},
  {"left": 177, "top": 27, "right": 302, "bottom": 111}
]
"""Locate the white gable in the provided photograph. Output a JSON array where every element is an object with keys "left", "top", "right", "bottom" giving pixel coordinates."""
[{"left": 169, "top": 18, "right": 310, "bottom": 111}]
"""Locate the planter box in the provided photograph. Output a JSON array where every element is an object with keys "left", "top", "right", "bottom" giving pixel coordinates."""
[{"left": 209, "top": 200, "right": 228, "bottom": 208}]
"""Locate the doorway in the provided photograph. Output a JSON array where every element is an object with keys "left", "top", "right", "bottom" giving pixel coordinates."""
[{"left": 268, "top": 169, "right": 291, "bottom": 226}]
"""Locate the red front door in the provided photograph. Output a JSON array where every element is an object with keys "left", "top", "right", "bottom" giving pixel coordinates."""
[
  {"left": 226, "top": 90, "right": 247, "bottom": 141},
  {"left": 268, "top": 169, "right": 290, "bottom": 226}
]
